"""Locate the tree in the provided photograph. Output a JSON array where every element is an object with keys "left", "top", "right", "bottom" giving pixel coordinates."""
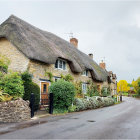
[
  {"left": 117, "top": 80, "right": 130, "bottom": 93},
  {"left": 132, "top": 77, "right": 140, "bottom": 95}
]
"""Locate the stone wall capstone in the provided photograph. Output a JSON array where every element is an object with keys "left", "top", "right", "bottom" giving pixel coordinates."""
[{"left": 0, "top": 98, "right": 31, "bottom": 123}]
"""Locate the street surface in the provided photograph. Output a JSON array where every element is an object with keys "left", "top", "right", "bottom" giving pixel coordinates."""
[{"left": 0, "top": 97, "right": 140, "bottom": 139}]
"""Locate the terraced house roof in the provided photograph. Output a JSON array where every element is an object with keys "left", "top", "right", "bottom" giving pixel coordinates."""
[{"left": 0, "top": 15, "right": 109, "bottom": 82}]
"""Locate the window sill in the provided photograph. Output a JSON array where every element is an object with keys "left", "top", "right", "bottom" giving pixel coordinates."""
[{"left": 54, "top": 68, "right": 67, "bottom": 71}]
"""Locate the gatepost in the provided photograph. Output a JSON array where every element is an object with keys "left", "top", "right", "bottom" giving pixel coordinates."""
[{"left": 49, "top": 93, "right": 53, "bottom": 114}]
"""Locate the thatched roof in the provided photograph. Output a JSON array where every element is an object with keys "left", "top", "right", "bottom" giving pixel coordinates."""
[{"left": 0, "top": 15, "right": 109, "bottom": 82}]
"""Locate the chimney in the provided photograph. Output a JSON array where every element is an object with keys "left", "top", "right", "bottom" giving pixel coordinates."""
[
  {"left": 88, "top": 53, "right": 93, "bottom": 59},
  {"left": 70, "top": 38, "right": 78, "bottom": 48},
  {"left": 99, "top": 60, "right": 106, "bottom": 69},
  {"left": 108, "top": 71, "right": 113, "bottom": 77}
]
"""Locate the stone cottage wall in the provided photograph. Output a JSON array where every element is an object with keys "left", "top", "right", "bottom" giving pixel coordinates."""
[
  {"left": 0, "top": 98, "right": 31, "bottom": 123},
  {"left": 28, "top": 60, "right": 93, "bottom": 86},
  {"left": 0, "top": 38, "right": 29, "bottom": 72}
]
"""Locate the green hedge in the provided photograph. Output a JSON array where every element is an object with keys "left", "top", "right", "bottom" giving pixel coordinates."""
[
  {"left": 22, "top": 72, "right": 40, "bottom": 111},
  {"left": 74, "top": 96, "right": 115, "bottom": 111},
  {"left": 49, "top": 80, "right": 75, "bottom": 109}
]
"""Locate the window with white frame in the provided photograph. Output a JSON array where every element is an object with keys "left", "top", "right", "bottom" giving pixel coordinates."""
[
  {"left": 55, "top": 59, "right": 66, "bottom": 70},
  {"left": 82, "top": 83, "right": 87, "bottom": 94},
  {"left": 54, "top": 77, "right": 61, "bottom": 82},
  {"left": 82, "top": 70, "right": 88, "bottom": 76}
]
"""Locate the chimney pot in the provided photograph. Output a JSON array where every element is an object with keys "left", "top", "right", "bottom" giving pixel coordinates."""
[
  {"left": 70, "top": 38, "right": 78, "bottom": 48},
  {"left": 99, "top": 60, "right": 106, "bottom": 69},
  {"left": 88, "top": 53, "right": 93, "bottom": 59}
]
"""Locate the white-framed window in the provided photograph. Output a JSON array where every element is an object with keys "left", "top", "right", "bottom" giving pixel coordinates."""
[
  {"left": 54, "top": 77, "right": 61, "bottom": 82},
  {"left": 82, "top": 70, "right": 88, "bottom": 76},
  {"left": 82, "top": 83, "right": 87, "bottom": 94},
  {"left": 55, "top": 59, "right": 66, "bottom": 70}
]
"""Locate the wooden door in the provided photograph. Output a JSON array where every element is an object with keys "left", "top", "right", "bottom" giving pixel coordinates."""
[{"left": 41, "top": 82, "right": 49, "bottom": 105}]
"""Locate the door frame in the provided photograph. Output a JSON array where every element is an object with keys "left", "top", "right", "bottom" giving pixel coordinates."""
[{"left": 40, "top": 80, "right": 51, "bottom": 105}]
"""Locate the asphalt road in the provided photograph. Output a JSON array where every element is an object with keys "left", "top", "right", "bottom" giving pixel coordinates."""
[{"left": 0, "top": 97, "right": 140, "bottom": 139}]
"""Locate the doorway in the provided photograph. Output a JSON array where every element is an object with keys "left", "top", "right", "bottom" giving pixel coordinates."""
[{"left": 41, "top": 82, "right": 49, "bottom": 105}]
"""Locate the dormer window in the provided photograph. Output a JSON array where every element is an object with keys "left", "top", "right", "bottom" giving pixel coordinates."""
[
  {"left": 55, "top": 59, "right": 66, "bottom": 70},
  {"left": 82, "top": 70, "right": 88, "bottom": 76}
]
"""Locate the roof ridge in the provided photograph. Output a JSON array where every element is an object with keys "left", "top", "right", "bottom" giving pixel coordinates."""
[{"left": 0, "top": 15, "right": 109, "bottom": 82}]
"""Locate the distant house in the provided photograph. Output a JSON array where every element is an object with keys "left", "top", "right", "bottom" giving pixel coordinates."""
[
  {"left": 0, "top": 15, "right": 116, "bottom": 105},
  {"left": 108, "top": 71, "right": 117, "bottom": 95}
]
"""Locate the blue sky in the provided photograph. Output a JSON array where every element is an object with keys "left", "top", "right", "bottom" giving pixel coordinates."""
[{"left": 0, "top": 0, "right": 140, "bottom": 83}]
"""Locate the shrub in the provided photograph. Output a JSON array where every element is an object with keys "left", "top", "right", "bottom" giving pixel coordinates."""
[
  {"left": 87, "top": 81, "right": 100, "bottom": 97},
  {"left": 74, "top": 98, "right": 85, "bottom": 111},
  {"left": 0, "top": 72, "right": 24, "bottom": 97},
  {"left": 74, "top": 81, "right": 82, "bottom": 97},
  {"left": 22, "top": 71, "right": 40, "bottom": 111},
  {"left": 21, "top": 71, "right": 32, "bottom": 83},
  {"left": 74, "top": 96, "right": 115, "bottom": 111},
  {"left": 23, "top": 82, "right": 40, "bottom": 111},
  {"left": 45, "top": 71, "right": 53, "bottom": 82},
  {"left": 68, "top": 105, "right": 77, "bottom": 112},
  {"left": 49, "top": 79, "right": 75, "bottom": 109},
  {"left": 61, "top": 74, "right": 74, "bottom": 82},
  {"left": 0, "top": 90, "right": 13, "bottom": 102},
  {"left": 53, "top": 108, "right": 68, "bottom": 114},
  {"left": 103, "top": 97, "right": 114, "bottom": 106},
  {"left": 0, "top": 54, "right": 10, "bottom": 73}
]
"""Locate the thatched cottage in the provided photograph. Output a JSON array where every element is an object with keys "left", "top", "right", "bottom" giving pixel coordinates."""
[{"left": 0, "top": 15, "right": 117, "bottom": 105}]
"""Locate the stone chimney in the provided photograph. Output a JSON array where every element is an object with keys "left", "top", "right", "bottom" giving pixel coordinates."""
[
  {"left": 88, "top": 53, "right": 93, "bottom": 59},
  {"left": 99, "top": 60, "right": 106, "bottom": 69},
  {"left": 70, "top": 38, "right": 78, "bottom": 48},
  {"left": 109, "top": 71, "right": 113, "bottom": 77}
]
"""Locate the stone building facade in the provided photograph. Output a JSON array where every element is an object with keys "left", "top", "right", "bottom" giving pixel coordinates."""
[
  {"left": 0, "top": 38, "right": 29, "bottom": 72},
  {"left": 0, "top": 15, "right": 117, "bottom": 106},
  {"left": 0, "top": 38, "right": 112, "bottom": 104}
]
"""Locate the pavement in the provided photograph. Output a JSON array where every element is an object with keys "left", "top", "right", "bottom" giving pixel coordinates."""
[{"left": 0, "top": 96, "right": 140, "bottom": 139}]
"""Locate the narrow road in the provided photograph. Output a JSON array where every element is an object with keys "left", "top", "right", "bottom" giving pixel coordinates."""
[{"left": 0, "top": 97, "right": 140, "bottom": 139}]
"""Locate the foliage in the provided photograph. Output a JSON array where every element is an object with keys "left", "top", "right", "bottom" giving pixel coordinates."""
[
  {"left": 49, "top": 79, "right": 75, "bottom": 109},
  {"left": 101, "top": 87, "right": 108, "bottom": 97},
  {"left": 101, "top": 86, "right": 111, "bottom": 97},
  {"left": 74, "top": 96, "right": 115, "bottom": 111},
  {"left": 68, "top": 105, "right": 77, "bottom": 112},
  {"left": 22, "top": 72, "right": 40, "bottom": 111},
  {"left": 61, "top": 74, "right": 74, "bottom": 82},
  {"left": 107, "top": 86, "right": 111, "bottom": 95},
  {"left": 0, "top": 54, "right": 10, "bottom": 73},
  {"left": 117, "top": 80, "right": 130, "bottom": 93},
  {"left": 74, "top": 81, "right": 82, "bottom": 97},
  {"left": 0, "top": 90, "right": 13, "bottom": 102},
  {"left": 45, "top": 71, "right": 53, "bottom": 82},
  {"left": 87, "top": 81, "right": 100, "bottom": 97},
  {"left": 21, "top": 71, "right": 32, "bottom": 83},
  {"left": 132, "top": 77, "right": 140, "bottom": 96},
  {"left": 121, "top": 92, "right": 129, "bottom": 96},
  {"left": 0, "top": 72, "right": 24, "bottom": 97},
  {"left": 53, "top": 108, "right": 68, "bottom": 114}
]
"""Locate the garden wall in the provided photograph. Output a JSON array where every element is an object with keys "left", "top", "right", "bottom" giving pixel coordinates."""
[{"left": 0, "top": 98, "right": 31, "bottom": 123}]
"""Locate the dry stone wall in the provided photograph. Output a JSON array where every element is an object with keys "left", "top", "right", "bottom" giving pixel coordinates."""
[{"left": 0, "top": 98, "right": 31, "bottom": 123}]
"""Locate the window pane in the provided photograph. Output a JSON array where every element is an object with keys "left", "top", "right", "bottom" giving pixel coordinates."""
[
  {"left": 59, "top": 60, "right": 63, "bottom": 68},
  {"left": 43, "top": 84, "right": 47, "bottom": 93},
  {"left": 82, "top": 83, "right": 87, "bottom": 94},
  {"left": 55, "top": 60, "right": 58, "bottom": 68},
  {"left": 63, "top": 61, "right": 66, "bottom": 70},
  {"left": 86, "top": 70, "right": 88, "bottom": 76}
]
